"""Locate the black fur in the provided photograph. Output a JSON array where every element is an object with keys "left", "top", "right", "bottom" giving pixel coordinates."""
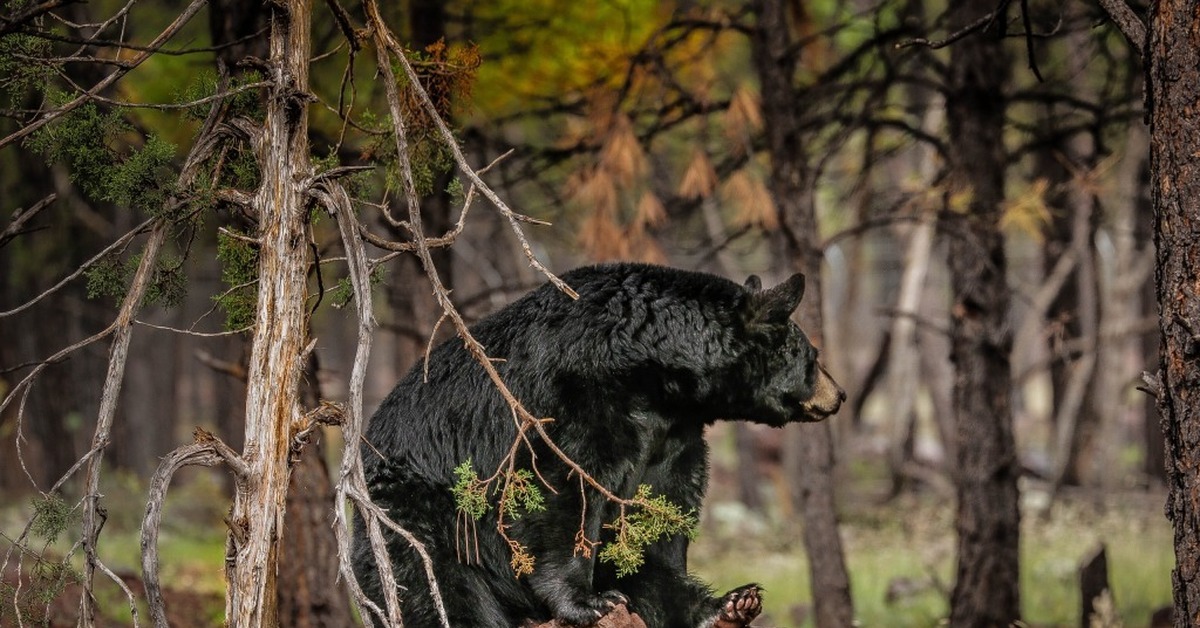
[{"left": 353, "top": 263, "right": 839, "bottom": 627}]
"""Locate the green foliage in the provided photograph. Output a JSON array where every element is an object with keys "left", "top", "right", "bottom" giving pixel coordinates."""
[
  {"left": 225, "top": 143, "right": 262, "bottom": 191},
  {"left": 329, "top": 277, "right": 353, "bottom": 308},
  {"left": 85, "top": 254, "right": 130, "bottom": 302},
  {"left": 30, "top": 493, "right": 75, "bottom": 544},
  {"left": 145, "top": 253, "right": 187, "bottom": 308},
  {"left": 500, "top": 469, "right": 546, "bottom": 521},
  {"left": 0, "top": 557, "right": 80, "bottom": 623},
  {"left": 329, "top": 266, "right": 384, "bottom": 309},
  {"left": 452, "top": 461, "right": 549, "bottom": 524},
  {"left": 26, "top": 98, "right": 128, "bottom": 201},
  {"left": 84, "top": 252, "right": 187, "bottom": 307},
  {"left": 25, "top": 98, "right": 180, "bottom": 218},
  {"left": 0, "top": 32, "right": 54, "bottom": 101},
  {"left": 599, "top": 485, "right": 697, "bottom": 577},
  {"left": 380, "top": 140, "right": 453, "bottom": 199},
  {"left": 214, "top": 231, "right": 258, "bottom": 330},
  {"left": 109, "top": 135, "right": 179, "bottom": 219},
  {"left": 447, "top": 176, "right": 466, "bottom": 206},
  {"left": 451, "top": 459, "right": 490, "bottom": 520}
]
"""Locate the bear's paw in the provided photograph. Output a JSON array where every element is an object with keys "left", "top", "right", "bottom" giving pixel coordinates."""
[
  {"left": 552, "top": 590, "right": 630, "bottom": 627},
  {"left": 710, "top": 583, "right": 762, "bottom": 628}
]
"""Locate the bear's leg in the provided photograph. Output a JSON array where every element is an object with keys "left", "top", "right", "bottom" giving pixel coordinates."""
[
  {"left": 596, "top": 535, "right": 761, "bottom": 628},
  {"left": 596, "top": 430, "right": 761, "bottom": 628},
  {"left": 521, "top": 485, "right": 630, "bottom": 625}
]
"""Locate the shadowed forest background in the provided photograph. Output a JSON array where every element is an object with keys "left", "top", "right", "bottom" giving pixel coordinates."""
[{"left": 0, "top": 0, "right": 1188, "bottom": 626}]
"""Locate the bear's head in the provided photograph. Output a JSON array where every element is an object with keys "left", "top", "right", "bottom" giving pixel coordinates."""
[{"left": 738, "top": 273, "right": 845, "bottom": 426}]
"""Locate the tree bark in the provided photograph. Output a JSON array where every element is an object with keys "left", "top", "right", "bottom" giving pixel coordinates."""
[
  {"left": 224, "top": 1, "right": 313, "bottom": 624},
  {"left": 1146, "top": 1, "right": 1200, "bottom": 624},
  {"left": 750, "top": 1, "right": 854, "bottom": 626},
  {"left": 943, "top": 2, "right": 1021, "bottom": 626}
]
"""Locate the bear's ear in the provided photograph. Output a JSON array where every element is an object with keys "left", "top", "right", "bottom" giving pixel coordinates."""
[
  {"left": 747, "top": 273, "right": 805, "bottom": 324},
  {"left": 744, "top": 275, "right": 763, "bottom": 293}
]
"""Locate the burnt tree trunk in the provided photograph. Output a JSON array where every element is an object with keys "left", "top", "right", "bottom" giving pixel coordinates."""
[
  {"left": 943, "top": 2, "right": 1021, "bottom": 626},
  {"left": 750, "top": 1, "right": 854, "bottom": 626},
  {"left": 1147, "top": 1, "right": 1200, "bottom": 624}
]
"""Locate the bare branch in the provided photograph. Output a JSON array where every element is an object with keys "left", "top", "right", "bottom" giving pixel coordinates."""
[
  {"left": 0, "top": 218, "right": 154, "bottom": 319},
  {"left": 357, "top": 149, "right": 512, "bottom": 254},
  {"left": 0, "top": 0, "right": 76, "bottom": 37},
  {"left": 1139, "top": 370, "right": 1162, "bottom": 398},
  {"left": 1096, "top": 0, "right": 1146, "bottom": 53},
  {"left": 95, "top": 559, "right": 141, "bottom": 628},
  {"left": 0, "top": 0, "right": 206, "bottom": 151},
  {"left": 79, "top": 220, "right": 168, "bottom": 624},
  {"left": 896, "top": 1, "right": 1011, "bottom": 49},
  {"left": 135, "top": 320, "right": 254, "bottom": 337},
  {"left": 0, "top": 193, "right": 56, "bottom": 249},
  {"left": 364, "top": 5, "right": 576, "bottom": 299},
  {"left": 77, "top": 78, "right": 234, "bottom": 622},
  {"left": 319, "top": 175, "right": 425, "bottom": 627},
  {"left": 50, "top": 79, "right": 271, "bottom": 111}
]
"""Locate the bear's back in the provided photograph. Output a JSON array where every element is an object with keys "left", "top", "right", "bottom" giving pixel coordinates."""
[{"left": 362, "top": 263, "right": 747, "bottom": 480}]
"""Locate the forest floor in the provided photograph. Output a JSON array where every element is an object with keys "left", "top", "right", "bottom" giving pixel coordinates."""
[
  {"left": 692, "top": 483, "right": 1172, "bottom": 627},
  {"left": 0, "top": 465, "right": 1173, "bottom": 627}
]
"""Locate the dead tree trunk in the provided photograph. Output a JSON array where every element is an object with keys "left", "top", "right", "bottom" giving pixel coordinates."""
[
  {"left": 943, "top": 2, "right": 1021, "bottom": 626},
  {"left": 750, "top": 1, "right": 854, "bottom": 626},
  {"left": 224, "top": 1, "right": 313, "bottom": 624}
]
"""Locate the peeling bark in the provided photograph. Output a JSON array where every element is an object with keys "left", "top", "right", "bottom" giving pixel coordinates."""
[{"left": 223, "top": 1, "right": 314, "bottom": 624}]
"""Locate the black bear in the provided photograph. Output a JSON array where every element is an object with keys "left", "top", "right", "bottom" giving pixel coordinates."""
[{"left": 354, "top": 263, "right": 844, "bottom": 627}]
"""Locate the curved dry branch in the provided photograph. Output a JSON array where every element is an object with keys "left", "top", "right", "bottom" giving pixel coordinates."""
[
  {"left": 78, "top": 219, "right": 168, "bottom": 624},
  {"left": 356, "top": 149, "right": 513, "bottom": 254},
  {"left": 79, "top": 76, "right": 236, "bottom": 623},
  {"left": 140, "top": 440, "right": 228, "bottom": 628},
  {"left": 95, "top": 558, "right": 141, "bottom": 628}
]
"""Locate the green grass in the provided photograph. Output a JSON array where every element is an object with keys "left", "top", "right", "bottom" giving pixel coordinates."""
[
  {"left": 2, "top": 467, "right": 1174, "bottom": 627},
  {"left": 692, "top": 490, "right": 1173, "bottom": 628},
  {"left": 2, "top": 469, "right": 228, "bottom": 624}
]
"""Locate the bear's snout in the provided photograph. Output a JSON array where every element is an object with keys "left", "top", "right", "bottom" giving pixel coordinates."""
[{"left": 801, "top": 364, "right": 845, "bottom": 420}]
